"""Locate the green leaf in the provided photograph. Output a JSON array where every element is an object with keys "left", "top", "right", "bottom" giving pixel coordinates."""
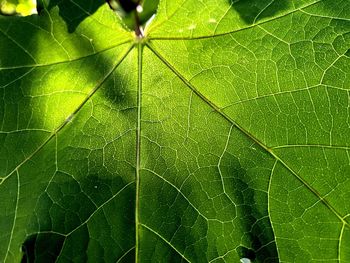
[
  {"left": 0, "top": 0, "right": 36, "bottom": 16},
  {"left": 0, "top": 0, "right": 349, "bottom": 262}
]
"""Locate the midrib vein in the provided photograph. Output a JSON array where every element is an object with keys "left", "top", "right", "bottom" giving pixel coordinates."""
[
  {"left": 146, "top": 42, "right": 350, "bottom": 229},
  {"left": 135, "top": 43, "right": 142, "bottom": 263}
]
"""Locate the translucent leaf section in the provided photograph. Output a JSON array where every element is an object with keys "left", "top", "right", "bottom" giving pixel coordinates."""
[
  {"left": 0, "top": 1, "right": 136, "bottom": 262},
  {"left": 0, "top": 0, "right": 349, "bottom": 262}
]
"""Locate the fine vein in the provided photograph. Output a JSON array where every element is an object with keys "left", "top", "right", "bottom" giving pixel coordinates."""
[
  {"left": 147, "top": 0, "right": 322, "bottom": 41},
  {"left": 146, "top": 42, "right": 349, "bottom": 228},
  {"left": 3, "top": 170, "right": 20, "bottom": 263},
  {"left": 0, "top": 44, "right": 134, "bottom": 184},
  {"left": 141, "top": 223, "right": 191, "bottom": 263},
  {"left": 0, "top": 40, "right": 132, "bottom": 70}
]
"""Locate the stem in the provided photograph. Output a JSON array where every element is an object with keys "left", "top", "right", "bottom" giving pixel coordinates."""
[{"left": 134, "top": 9, "right": 143, "bottom": 37}]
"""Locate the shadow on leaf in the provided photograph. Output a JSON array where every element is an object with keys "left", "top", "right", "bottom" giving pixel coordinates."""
[
  {"left": 1, "top": 1, "right": 136, "bottom": 261},
  {"left": 230, "top": 0, "right": 289, "bottom": 24},
  {"left": 38, "top": 0, "right": 106, "bottom": 33},
  {"left": 21, "top": 233, "right": 65, "bottom": 263}
]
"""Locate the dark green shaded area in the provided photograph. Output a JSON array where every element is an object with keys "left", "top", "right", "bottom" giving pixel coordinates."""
[
  {"left": 21, "top": 233, "right": 65, "bottom": 263},
  {"left": 38, "top": 0, "right": 105, "bottom": 32},
  {"left": 0, "top": 0, "right": 349, "bottom": 262},
  {"left": 231, "top": 0, "right": 289, "bottom": 24},
  {"left": 37, "top": 0, "right": 158, "bottom": 33}
]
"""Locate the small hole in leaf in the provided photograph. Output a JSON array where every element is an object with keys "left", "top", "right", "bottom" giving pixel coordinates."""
[
  {"left": 237, "top": 246, "right": 256, "bottom": 262},
  {"left": 136, "top": 4, "right": 143, "bottom": 13}
]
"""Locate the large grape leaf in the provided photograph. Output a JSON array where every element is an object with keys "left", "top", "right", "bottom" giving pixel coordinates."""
[{"left": 0, "top": 0, "right": 349, "bottom": 262}]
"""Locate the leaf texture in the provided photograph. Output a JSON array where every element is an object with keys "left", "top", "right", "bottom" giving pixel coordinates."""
[{"left": 0, "top": 0, "right": 349, "bottom": 262}]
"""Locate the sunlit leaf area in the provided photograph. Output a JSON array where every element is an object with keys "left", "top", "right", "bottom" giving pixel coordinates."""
[
  {"left": 0, "top": 0, "right": 349, "bottom": 262},
  {"left": 0, "top": 0, "right": 36, "bottom": 16}
]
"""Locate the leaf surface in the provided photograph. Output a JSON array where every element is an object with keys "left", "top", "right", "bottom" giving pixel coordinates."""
[{"left": 0, "top": 0, "right": 349, "bottom": 262}]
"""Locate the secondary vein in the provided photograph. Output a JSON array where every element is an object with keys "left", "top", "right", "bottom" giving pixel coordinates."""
[
  {"left": 147, "top": 0, "right": 323, "bottom": 41},
  {"left": 0, "top": 39, "right": 132, "bottom": 70},
  {"left": 146, "top": 42, "right": 350, "bottom": 229},
  {"left": 0, "top": 44, "right": 134, "bottom": 184}
]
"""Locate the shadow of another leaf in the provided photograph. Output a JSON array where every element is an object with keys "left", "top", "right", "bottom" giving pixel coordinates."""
[
  {"left": 231, "top": 0, "right": 289, "bottom": 24},
  {"left": 21, "top": 233, "right": 65, "bottom": 263},
  {"left": 38, "top": 0, "right": 105, "bottom": 33}
]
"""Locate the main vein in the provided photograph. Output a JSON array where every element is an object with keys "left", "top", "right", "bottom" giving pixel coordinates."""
[{"left": 135, "top": 42, "right": 143, "bottom": 263}]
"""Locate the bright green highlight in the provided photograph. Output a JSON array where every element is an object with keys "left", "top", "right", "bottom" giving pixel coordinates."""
[
  {"left": 0, "top": 0, "right": 349, "bottom": 262},
  {"left": 0, "top": 0, "right": 36, "bottom": 15}
]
